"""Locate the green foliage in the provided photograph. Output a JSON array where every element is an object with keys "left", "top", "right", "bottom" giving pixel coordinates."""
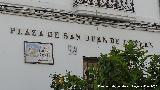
[
  {"left": 50, "top": 71, "right": 87, "bottom": 90},
  {"left": 50, "top": 41, "right": 160, "bottom": 90}
]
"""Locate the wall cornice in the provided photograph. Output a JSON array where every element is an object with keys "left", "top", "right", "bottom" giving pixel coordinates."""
[{"left": 0, "top": 2, "right": 160, "bottom": 32}]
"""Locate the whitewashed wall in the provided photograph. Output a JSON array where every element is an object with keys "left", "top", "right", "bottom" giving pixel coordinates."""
[
  {"left": 0, "top": 0, "right": 160, "bottom": 90},
  {"left": 0, "top": 0, "right": 159, "bottom": 20},
  {"left": 134, "top": 0, "right": 160, "bottom": 22},
  {"left": 0, "top": 13, "right": 160, "bottom": 90}
]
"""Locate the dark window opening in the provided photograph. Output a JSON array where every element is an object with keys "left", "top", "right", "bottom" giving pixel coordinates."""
[{"left": 83, "top": 56, "right": 98, "bottom": 79}]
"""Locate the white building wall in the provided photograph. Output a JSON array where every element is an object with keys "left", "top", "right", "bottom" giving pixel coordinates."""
[
  {"left": 134, "top": 0, "right": 160, "bottom": 21},
  {"left": 0, "top": 0, "right": 160, "bottom": 90},
  {"left": 0, "top": 13, "right": 160, "bottom": 90}
]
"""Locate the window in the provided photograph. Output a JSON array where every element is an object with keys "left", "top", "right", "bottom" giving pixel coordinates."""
[{"left": 83, "top": 57, "right": 98, "bottom": 79}]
